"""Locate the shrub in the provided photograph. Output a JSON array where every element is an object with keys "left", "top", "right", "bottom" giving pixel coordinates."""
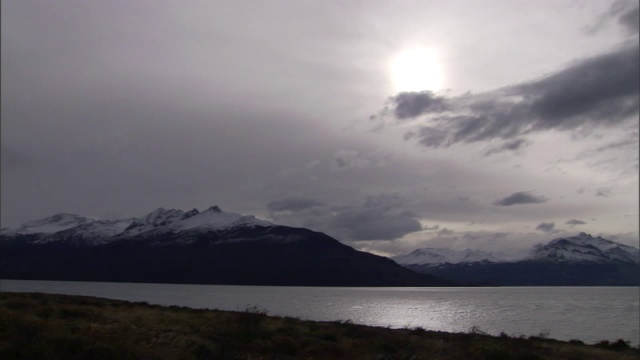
[
  {"left": 609, "top": 339, "right": 630, "bottom": 349},
  {"left": 411, "top": 326, "right": 428, "bottom": 335},
  {"left": 468, "top": 325, "right": 488, "bottom": 335}
]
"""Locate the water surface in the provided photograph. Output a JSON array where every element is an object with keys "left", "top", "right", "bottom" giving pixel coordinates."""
[{"left": 2, "top": 280, "right": 637, "bottom": 345}]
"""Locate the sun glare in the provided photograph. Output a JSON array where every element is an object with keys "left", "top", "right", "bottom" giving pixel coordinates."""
[{"left": 391, "top": 47, "right": 443, "bottom": 93}]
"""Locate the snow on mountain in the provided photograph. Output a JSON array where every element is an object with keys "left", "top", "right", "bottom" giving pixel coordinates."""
[
  {"left": 119, "top": 206, "right": 272, "bottom": 238},
  {"left": 529, "top": 232, "right": 640, "bottom": 264},
  {"left": 119, "top": 207, "right": 190, "bottom": 236},
  {"left": 4, "top": 213, "right": 94, "bottom": 235},
  {"left": 32, "top": 218, "right": 139, "bottom": 245},
  {"left": 393, "top": 232, "right": 639, "bottom": 266},
  {"left": 2, "top": 206, "right": 273, "bottom": 245},
  {"left": 173, "top": 206, "right": 272, "bottom": 231},
  {"left": 141, "top": 207, "right": 188, "bottom": 226},
  {"left": 393, "top": 248, "right": 513, "bottom": 266}
]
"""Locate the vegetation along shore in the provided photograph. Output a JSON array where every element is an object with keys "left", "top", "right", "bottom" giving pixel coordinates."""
[{"left": 1, "top": 292, "right": 638, "bottom": 360}]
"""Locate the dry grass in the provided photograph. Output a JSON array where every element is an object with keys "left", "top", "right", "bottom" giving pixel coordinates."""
[{"left": 1, "top": 292, "right": 638, "bottom": 360}]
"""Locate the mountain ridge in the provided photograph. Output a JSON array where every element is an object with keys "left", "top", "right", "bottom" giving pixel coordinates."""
[
  {"left": 392, "top": 233, "right": 640, "bottom": 286},
  {"left": 393, "top": 233, "right": 639, "bottom": 266},
  {"left": 1, "top": 206, "right": 274, "bottom": 244},
  {"left": 0, "top": 206, "right": 452, "bottom": 287}
]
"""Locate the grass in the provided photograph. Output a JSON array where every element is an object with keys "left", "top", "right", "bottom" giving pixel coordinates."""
[{"left": 1, "top": 292, "right": 638, "bottom": 360}]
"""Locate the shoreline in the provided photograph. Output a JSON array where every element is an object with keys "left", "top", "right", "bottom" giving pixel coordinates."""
[{"left": 1, "top": 292, "right": 638, "bottom": 359}]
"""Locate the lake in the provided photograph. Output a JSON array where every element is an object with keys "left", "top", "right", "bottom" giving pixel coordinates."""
[{"left": 1, "top": 280, "right": 638, "bottom": 345}]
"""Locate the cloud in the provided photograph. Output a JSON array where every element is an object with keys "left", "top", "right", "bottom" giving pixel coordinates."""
[
  {"left": 330, "top": 150, "right": 393, "bottom": 171},
  {"left": 382, "top": 43, "right": 639, "bottom": 149},
  {"left": 566, "top": 219, "right": 586, "bottom": 226},
  {"left": 267, "top": 198, "right": 324, "bottom": 212},
  {"left": 330, "top": 208, "right": 422, "bottom": 241},
  {"left": 585, "top": 1, "right": 639, "bottom": 36},
  {"left": 360, "top": 229, "right": 541, "bottom": 256},
  {"left": 358, "top": 228, "right": 639, "bottom": 257},
  {"left": 268, "top": 194, "right": 423, "bottom": 241},
  {"left": 388, "top": 91, "right": 448, "bottom": 119},
  {"left": 484, "top": 138, "right": 529, "bottom": 156},
  {"left": 526, "top": 45, "right": 639, "bottom": 125},
  {"left": 596, "top": 138, "right": 639, "bottom": 152},
  {"left": 595, "top": 188, "right": 612, "bottom": 197},
  {"left": 535, "top": 222, "right": 555, "bottom": 233},
  {"left": 618, "top": 4, "right": 639, "bottom": 35},
  {"left": 332, "top": 150, "right": 364, "bottom": 171},
  {"left": 494, "top": 192, "right": 547, "bottom": 206}
]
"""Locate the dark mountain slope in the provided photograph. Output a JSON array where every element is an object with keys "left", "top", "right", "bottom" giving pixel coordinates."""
[{"left": 1, "top": 224, "right": 452, "bottom": 286}]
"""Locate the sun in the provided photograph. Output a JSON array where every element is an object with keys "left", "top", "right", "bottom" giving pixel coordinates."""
[{"left": 390, "top": 47, "right": 443, "bottom": 93}]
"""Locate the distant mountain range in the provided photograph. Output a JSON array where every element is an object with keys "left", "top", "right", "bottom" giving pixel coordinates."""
[
  {"left": 393, "top": 233, "right": 640, "bottom": 286},
  {"left": 0, "top": 206, "right": 450, "bottom": 287}
]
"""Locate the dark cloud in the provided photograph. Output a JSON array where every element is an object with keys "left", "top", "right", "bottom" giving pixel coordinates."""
[
  {"left": 329, "top": 150, "right": 393, "bottom": 172},
  {"left": 566, "top": 219, "right": 586, "bottom": 226},
  {"left": 494, "top": 192, "right": 547, "bottom": 206},
  {"left": 332, "top": 151, "right": 362, "bottom": 170},
  {"left": 330, "top": 208, "right": 422, "bottom": 241},
  {"left": 329, "top": 195, "right": 423, "bottom": 240},
  {"left": 389, "top": 91, "right": 448, "bottom": 119},
  {"left": 267, "top": 198, "right": 324, "bottom": 212},
  {"left": 335, "top": 157, "right": 348, "bottom": 168},
  {"left": 605, "top": 0, "right": 640, "bottom": 35},
  {"left": 484, "top": 139, "right": 529, "bottom": 156},
  {"left": 585, "top": 1, "right": 639, "bottom": 36},
  {"left": 595, "top": 188, "right": 612, "bottom": 197},
  {"left": 383, "top": 44, "right": 639, "bottom": 149},
  {"left": 527, "top": 45, "right": 639, "bottom": 126},
  {"left": 268, "top": 194, "right": 423, "bottom": 241},
  {"left": 618, "top": 4, "right": 639, "bottom": 34},
  {"left": 535, "top": 222, "right": 555, "bottom": 233},
  {"left": 415, "top": 126, "right": 450, "bottom": 147}
]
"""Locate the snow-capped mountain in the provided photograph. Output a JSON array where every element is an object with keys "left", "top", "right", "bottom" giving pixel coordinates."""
[
  {"left": 393, "top": 248, "right": 513, "bottom": 266},
  {"left": 393, "top": 233, "right": 640, "bottom": 286},
  {"left": 2, "top": 213, "right": 94, "bottom": 235},
  {"left": 1, "top": 206, "right": 449, "bottom": 287},
  {"left": 393, "top": 233, "right": 639, "bottom": 266},
  {"left": 1, "top": 206, "right": 273, "bottom": 245},
  {"left": 37, "top": 218, "right": 138, "bottom": 245},
  {"left": 528, "top": 233, "right": 639, "bottom": 264},
  {"left": 118, "top": 206, "right": 273, "bottom": 240}
]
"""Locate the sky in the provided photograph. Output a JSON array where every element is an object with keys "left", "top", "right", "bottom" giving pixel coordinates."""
[{"left": 2, "top": 0, "right": 638, "bottom": 256}]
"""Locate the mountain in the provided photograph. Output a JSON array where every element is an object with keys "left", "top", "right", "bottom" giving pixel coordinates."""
[
  {"left": 393, "top": 248, "right": 519, "bottom": 266},
  {"left": 528, "top": 234, "right": 639, "bottom": 263},
  {"left": 0, "top": 206, "right": 451, "bottom": 287},
  {"left": 393, "top": 233, "right": 640, "bottom": 286},
  {"left": 2, "top": 213, "right": 94, "bottom": 235}
]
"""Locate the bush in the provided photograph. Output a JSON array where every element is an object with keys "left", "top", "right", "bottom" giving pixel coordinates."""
[
  {"left": 468, "top": 325, "right": 488, "bottom": 335},
  {"left": 609, "top": 339, "right": 630, "bottom": 349}
]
